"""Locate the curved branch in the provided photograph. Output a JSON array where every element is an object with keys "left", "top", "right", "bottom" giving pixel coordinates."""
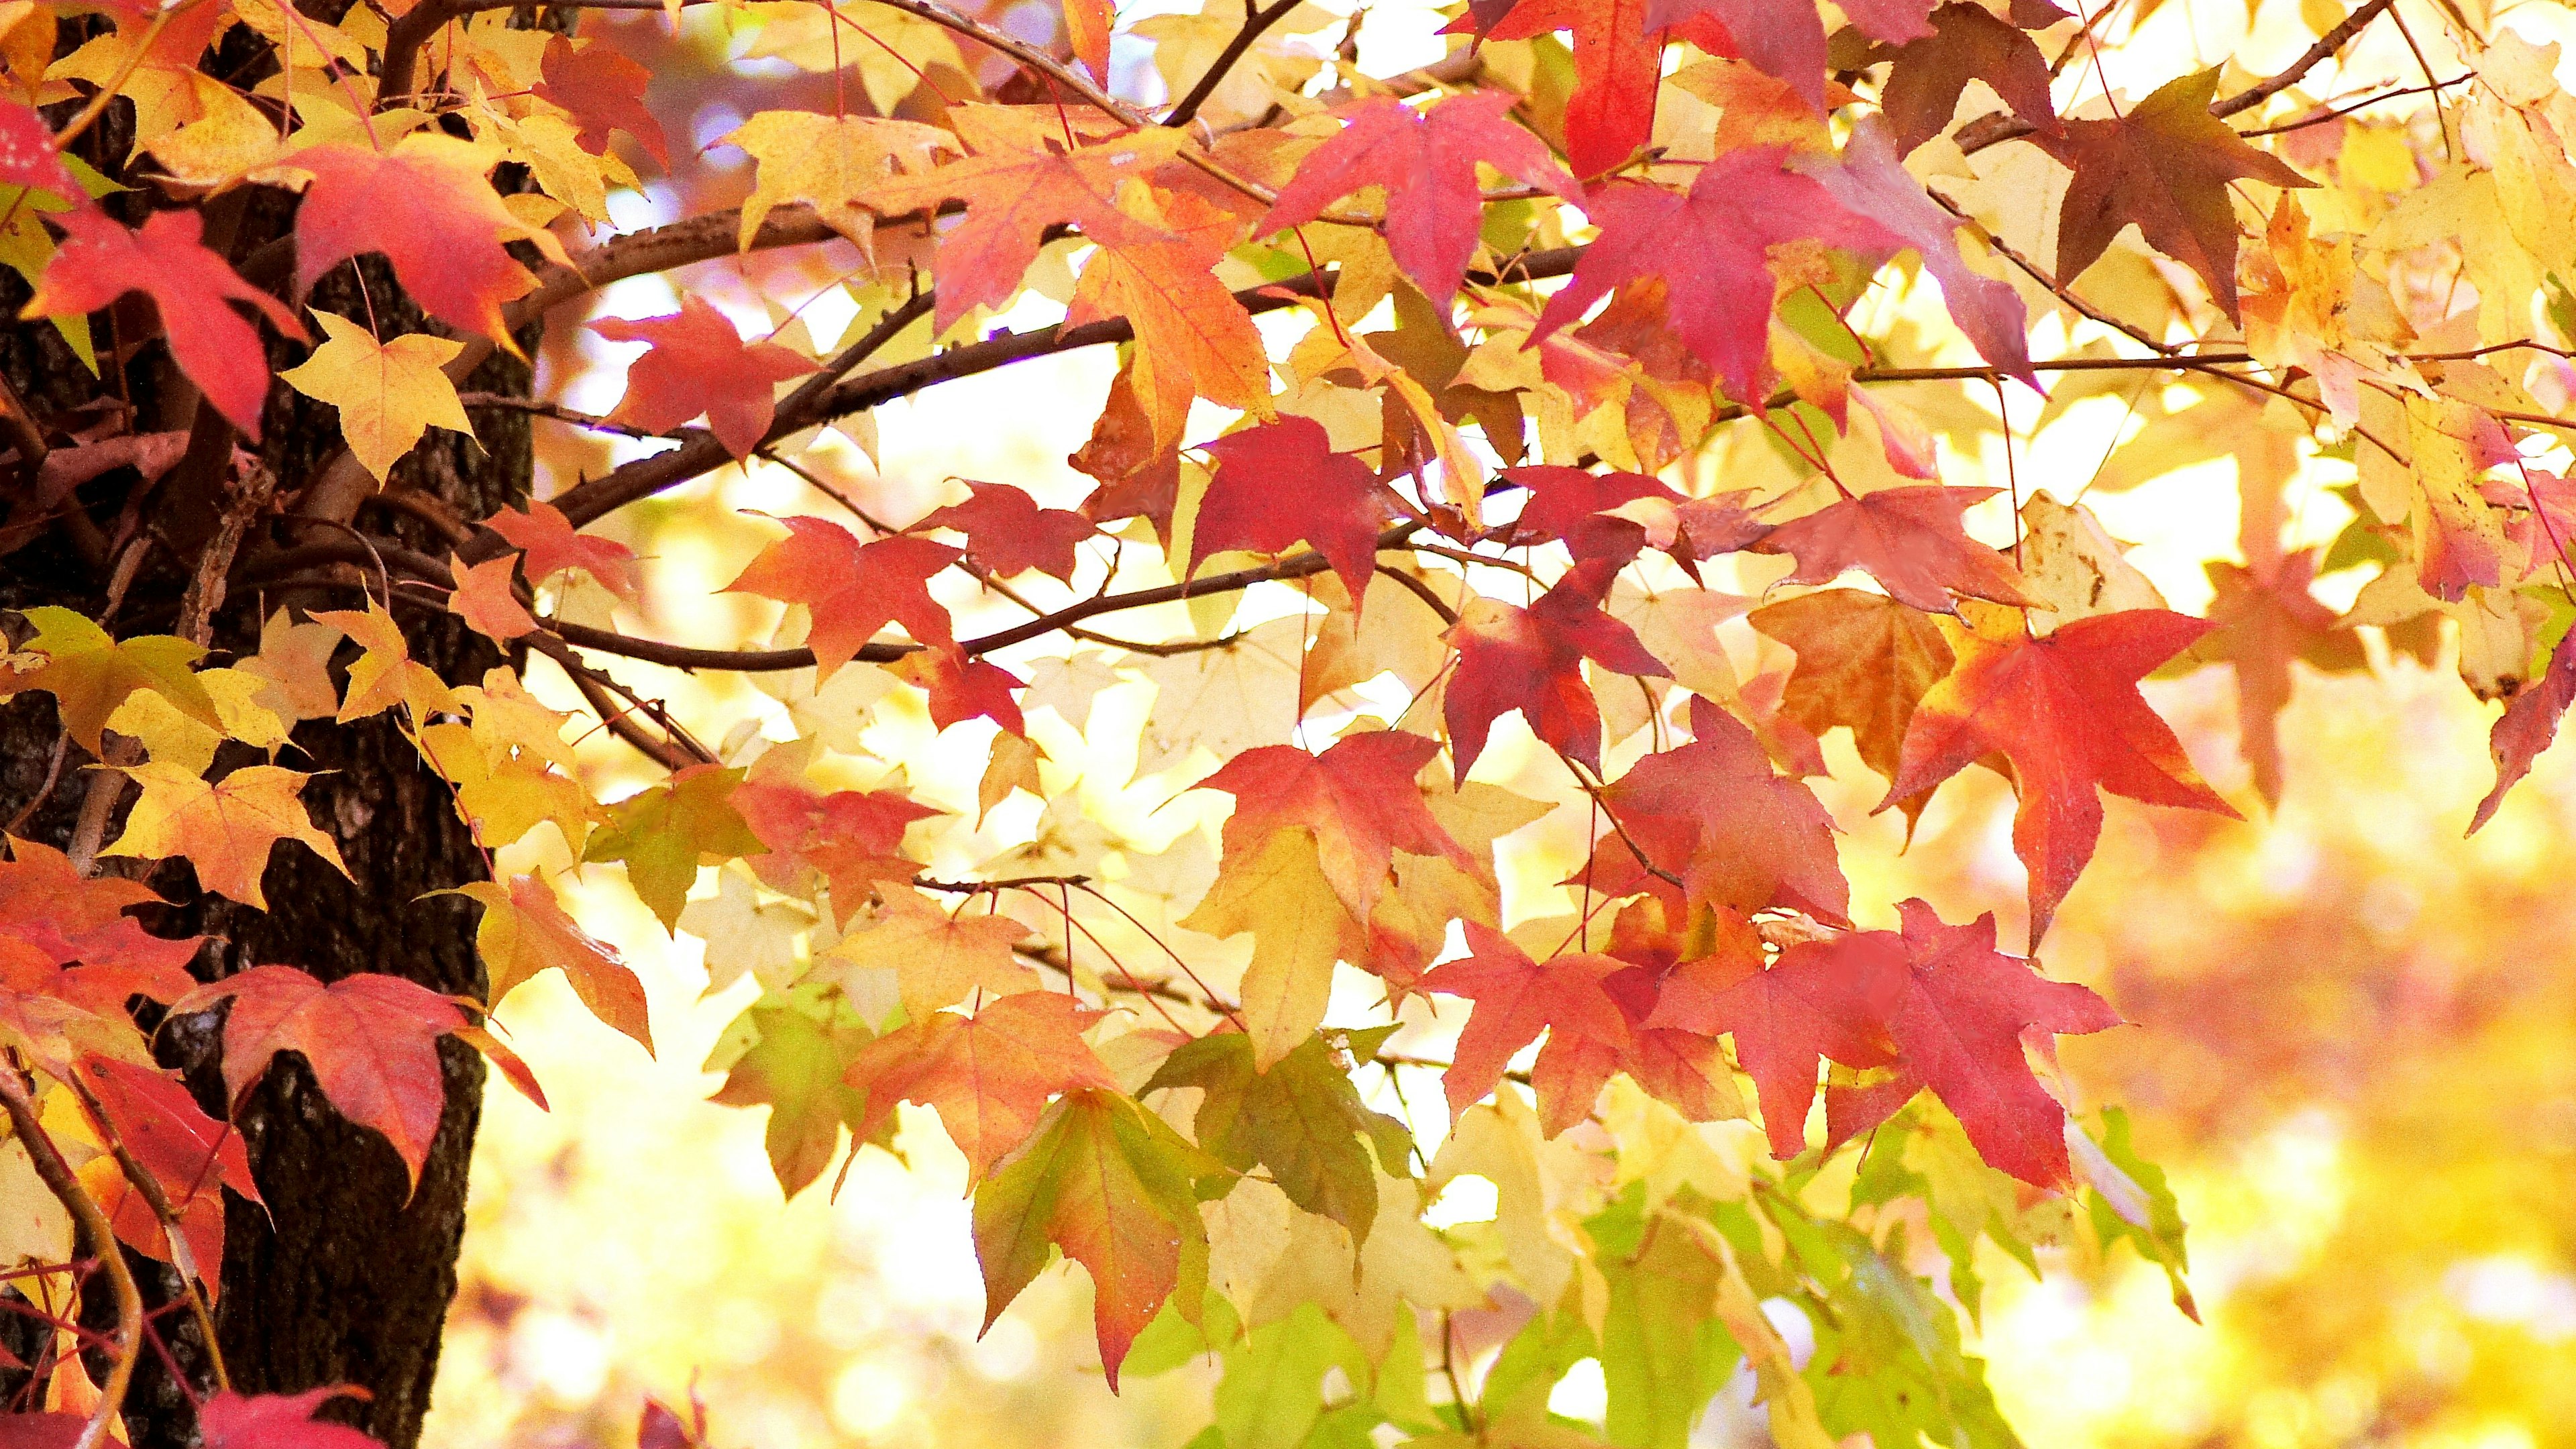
[
  {"left": 1166, "top": 0, "right": 1306, "bottom": 127},
  {"left": 0, "top": 1070, "right": 142, "bottom": 1449},
  {"left": 550, "top": 246, "right": 1583, "bottom": 527}
]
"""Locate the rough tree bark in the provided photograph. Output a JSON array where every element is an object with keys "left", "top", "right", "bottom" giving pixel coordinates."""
[{"left": 0, "top": 32, "right": 547, "bottom": 1444}]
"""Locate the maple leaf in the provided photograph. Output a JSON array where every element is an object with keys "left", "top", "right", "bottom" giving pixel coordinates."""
[
  {"left": 538, "top": 36, "right": 669, "bottom": 167},
  {"left": 1191, "top": 417, "right": 1389, "bottom": 611},
  {"left": 311, "top": 602, "right": 460, "bottom": 722},
  {"left": 0, "top": 606, "right": 219, "bottom": 754},
  {"left": 2029, "top": 68, "right": 2314, "bottom": 320},
  {"left": 1877, "top": 3, "right": 2059, "bottom": 154},
  {"left": 707, "top": 985, "right": 877, "bottom": 1197},
  {"left": 1193, "top": 730, "right": 1472, "bottom": 922},
  {"left": 724, "top": 111, "right": 956, "bottom": 252},
  {"left": 1648, "top": 929, "right": 1896, "bottom": 1159},
  {"left": 276, "top": 311, "right": 472, "bottom": 482},
  {"left": 1643, "top": 0, "right": 1827, "bottom": 111},
  {"left": 237, "top": 608, "right": 346, "bottom": 722},
  {"left": 196, "top": 1387, "right": 380, "bottom": 1449},
  {"left": 973, "top": 1087, "right": 1222, "bottom": 1387},
  {"left": 1259, "top": 93, "right": 1577, "bottom": 302},
  {"left": 75, "top": 1055, "right": 261, "bottom": 1205},
  {"left": 2199, "top": 550, "right": 2361, "bottom": 808},
  {"left": 592, "top": 297, "right": 816, "bottom": 459},
  {"left": 1469, "top": 0, "right": 1663, "bottom": 176},
  {"left": 1582, "top": 699, "right": 1850, "bottom": 923},
  {"left": 920, "top": 481, "right": 1095, "bottom": 583},
  {"left": 724, "top": 517, "right": 961, "bottom": 677},
  {"left": 100, "top": 763, "right": 349, "bottom": 910},
  {"left": 287, "top": 136, "right": 571, "bottom": 342},
  {"left": 1144, "top": 1027, "right": 1414, "bottom": 1246},
  {"left": 445, "top": 875, "right": 652, "bottom": 1052},
  {"left": 843, "top": 991, "right": 1118, "bottom": 1181},
  {"left": 1751, "top": 486, "right": 2032, "bottom": 614},
  {"left": 0, "top": 99, "right": 80, "bottom": 204},
  {"left": 172, "top": 966, "right": 470, "bottom": 1188},
  {"left": 1796, "top": 119, "right": 2034, "bottom": 383},
  {"left": 1527, "top": 154, "right": 1900, "bottom": 402},
  {"left": 1442, "top": 557, "right": 1669, "bottom": 781},
  {"left": 831, "top": 898, "right": 1038, "bottom": 1018},
  {"left": 486, "top": 499, "right": 644, "bottom": 606},
  {"left": 1822, "top": 901, "right": 2121, "bottom": 1189},
  {"left": 445, "top": 551, "right": 536, "bottom": 641},
  {"left": 733, "top": 773, "right": 938, "bottom": 912},
  {"left": 24, "top": 207, "right": 305, "bottom": 437},
  {"left": 1419, "top": 924, "right": 1633, "bottom": 1136},
  {"left": 1502, "top": 465, "right": 1686, "bottom": 566},
  {"left": 76, "top": 1053, "right": 256, "bottom": 1272},
  {"left": 1181, "top": 826, "right": 1355, "bottom": 1069},
  {"left": 1886, "top": 609, "right": 2239, "bottom": 945},
  {"left": 2471, "top": 627, "right": 2576, "bottom": 833},
  {"left": 582, "top": 765, "right": 767, "bottom": 932},
  {"left": 888, "top": 647, "right": 1028, "bottom": 737},
  {"left": 0, "top": 839, "right": 199, "bottom": 1006},
  {"left": 1751, "top": 588, "right": 1955, "bottom": 787},
  {"left": 855, "top": 108, "right": 1190, "bottom": 333}
]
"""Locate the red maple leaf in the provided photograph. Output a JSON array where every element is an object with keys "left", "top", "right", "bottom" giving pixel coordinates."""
[
  {"left": 1886, "top": 609, "right": 2239, "bottom": 945},
  {"left": 1643, "top": 0, "right": 1827, "bottom": 111},
  {"left": 1527, "top": 152, "right": 1900, "bottom": 402},
  {"left": 734, "top": 775, "right": 939, "bottom": 912},
  {"left": 538, "top": 36, "right": 669, "bottom": 167},
  {"left": 1646, "top": 924, "right": 1897, "bottom": 1159},
  {"left": 1444, "top": 557, "right": 1668, "bottom": 780},
  {"left": 1192, "top": 417, "right": 1389, "bottom": 610},
  {"left": 1464, "top": 0, "right": 1713, "bottom": 176},
  {"left": 843, "top": 992, "right": 1120, "bottom": 1181},
  {"left": 0, "top": 98, "right": 80, "bottom": 202},
  {"left": 1750, "top": 485, "right": 2032, "bottom": 614},
  {"left": 725, "top": 517, "right": 961, "bottom": 676},
  {"left": 1193, "top": 729, "right": 1473, "bottom": 920},
  {"left": 197, "top": 1387, "right": 380, "bottom": 1449},
  {"left": 1796, "top": 120, "right": 2035, "bottom": 383},
  {"left": 291, "top": 139, "right": 548, "bottom": 342},
  {"left": 1581, "top": 698, "right": 1849, "bottom": 923},
  {"left": 892, "top": 647, "right": 1028, "bottom": 736},
  {"left": 1821, "top": 900, "right": 2121, "bottom": 1189},
  {"left": 920, "top": 481, "right": 1096, "bottom": 583},
  {"left": 855, "top": 109, "right": 1193, "bottom": 333},
  {"left": 172, "top": 966, "right": 470, "bottom": 1189},
  {"left": 2471, "top": 627, "right": 2576, "bottom": 833},
  {"left": 1502, "top": 464, "right": 1684, "bottom": 566},
  {"left": 26, "top": 208, "right": 305, "bottom": 437},
  {"left": 592, "top": 297, "right": 816, "bottom": 459},
  {"left": 0, "top": 839, "right": 200, "bottom": 1007},
  {"left": 484, "top": 498, "right": 644, "bottom": 605},
  {"left": 1259, "top": 92, "right": 1578, "bottom": 301},
  {"left": 1419, "top": 922, "right": 1633, "bottom": 1135}
]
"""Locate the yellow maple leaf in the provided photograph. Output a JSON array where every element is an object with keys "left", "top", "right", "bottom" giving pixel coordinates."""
[
  {"left": 312, "top": 602, "right": 460, "bottom": 722},
  {"left": 829, "top": 896, "right": 1036, "bottom": 1018},
  {"left": 0, "top": 606, "right": 220, "bottom": 754},
  {"left": 100, "top": 763, "right": 350, "bottom": 910},
  {"left": 721, "top": 111, "right": 955, "bottom": 252},
  {"left": 278, "top": 311, "right": 474, "bottom": 483},
  {"left": 1179, "top": 826, "right": 1352, "bottom": 1069}
]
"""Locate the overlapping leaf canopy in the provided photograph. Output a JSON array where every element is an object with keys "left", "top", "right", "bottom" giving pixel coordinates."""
[{"left": 0, "top": 0, "right": 2567, "bottom": 1442}]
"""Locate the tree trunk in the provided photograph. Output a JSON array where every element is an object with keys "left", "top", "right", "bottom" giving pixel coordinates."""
[{"left": 0, "top": 74, "right": 541, "bottom": 1444}]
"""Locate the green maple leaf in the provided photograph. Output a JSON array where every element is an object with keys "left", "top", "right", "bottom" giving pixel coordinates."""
[
  {"left": 582, "top": 763, "right": 764, "bottom": 930},
  {"left": 1144, "top": 1026, "right": 1411, "bottom": 1249}
]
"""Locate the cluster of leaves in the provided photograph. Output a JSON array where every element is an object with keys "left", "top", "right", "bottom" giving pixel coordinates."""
[{"left": 0, "top": 0, "right": 2568, "bottom": 1442}]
